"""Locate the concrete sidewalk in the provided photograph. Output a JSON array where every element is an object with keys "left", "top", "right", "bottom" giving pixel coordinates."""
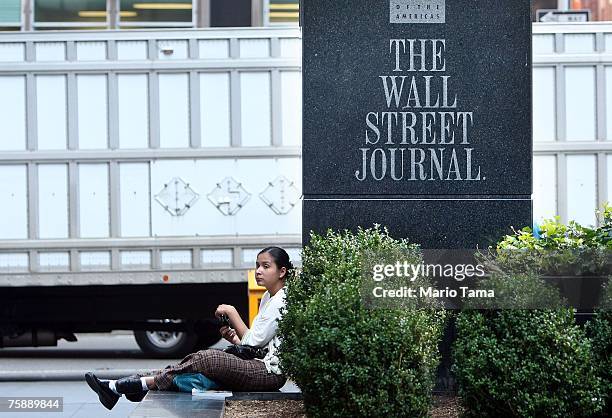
[
  {"left": 0, "top": 332, "right": 226, "bottom": 382},
  {"left": 0, "top": 333, "right": 173, "bottom": 381},
  {"left": 0, "top": 377, "right": 300, "bottom": 418}
]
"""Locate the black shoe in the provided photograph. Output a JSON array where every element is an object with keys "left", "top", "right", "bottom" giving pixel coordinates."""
[
  {"left": 85, "top": 372, "right": 120, "bottom": 410},
  {"left": 125, "top": 391, "right": 147, "bottom": 402},
  {"left": 116, "top": 375, "right": 145, "bottom": 395}
]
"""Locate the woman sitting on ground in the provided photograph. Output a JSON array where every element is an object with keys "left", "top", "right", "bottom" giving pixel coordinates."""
[{"left": 85, "top": 246, "right": 291, "bottom": 410}]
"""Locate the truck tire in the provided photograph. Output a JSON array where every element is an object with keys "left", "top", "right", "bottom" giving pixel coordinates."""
[{"left": 134, "top": 329, "right": 198, "bottom": 358}]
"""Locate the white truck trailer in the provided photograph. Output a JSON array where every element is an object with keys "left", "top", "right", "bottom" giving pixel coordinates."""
[
  {"left": 0, "top": 27, "right": 302, "bottom": 356},
  {"left": 1, "top": 23, "right": 611, "bottom": 356}
]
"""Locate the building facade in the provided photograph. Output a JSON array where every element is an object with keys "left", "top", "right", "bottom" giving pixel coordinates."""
[{"left": 0, "top": 0, "right": 300, "bottom": 31}]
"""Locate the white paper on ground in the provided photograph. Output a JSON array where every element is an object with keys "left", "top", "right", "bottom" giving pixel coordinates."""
[{"left": 191, "top": 389, "right": 233, "bottom": 400}]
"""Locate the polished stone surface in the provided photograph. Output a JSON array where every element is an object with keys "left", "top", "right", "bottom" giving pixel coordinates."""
[
  {"left": 302, "top": 0, "right": 532, "bottom": 248},
  {"left": 129, "top": 392, "right": 224, "bottom": 418},
  {"left": 303, "top": 0, "right": 532, "bottom": 196},
  {"left": 129, "top": 387, "right": 304, "bottom": 418},
  {"left": 304, "top": 199, "right": 532, "bottom": 249}
]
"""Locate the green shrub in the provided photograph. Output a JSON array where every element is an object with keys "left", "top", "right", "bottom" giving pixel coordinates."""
[
  {"left": 278, "top": 226, "right": 447, "bottom": 418},
  {"left": 481, "top": 204, "right": 612, "bottom": 277},
  {"left": 453, "top": 309, "right": 605, "bottom": 417},
  {"left": 461, "top": 271, "right": 566, "bottom": 310},
  {"left": 587, "top": 281, "right": 612, "bottom": 416},
  {"left": 455, "top": 208, "right": 610, "bottom": 416}
]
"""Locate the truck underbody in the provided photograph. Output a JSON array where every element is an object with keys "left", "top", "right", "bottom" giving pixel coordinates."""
[{"left": 0, "top": 282, "right": 249, "bottom": 357}]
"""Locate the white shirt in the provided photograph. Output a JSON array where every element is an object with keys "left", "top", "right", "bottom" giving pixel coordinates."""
[{"left": 240, "top": 287, "right": 286, "bottom": 375}]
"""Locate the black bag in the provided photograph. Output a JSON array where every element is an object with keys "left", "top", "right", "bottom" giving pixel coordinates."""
[{"left": 223, "top": 344, "right": 267, "bottom": 360}]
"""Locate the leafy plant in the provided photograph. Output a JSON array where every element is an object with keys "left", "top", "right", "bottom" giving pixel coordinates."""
[
  {"left": 461, "top": 271, "right": 566, "bottom": 310},
  {"left": 457, "top": 207, "right": 612, "bottom": 416},
  {"left": 278, "top": 226, "right": 447, "bottom": 417},
  {"left": 453, "top": 308, "right": 605, "bottom": 417},
  {"left": 586, "top": 280, "right": 612, "bottom": 416},
  {"left": 480, "top": 204, "right": 612, "bottom": 277}
]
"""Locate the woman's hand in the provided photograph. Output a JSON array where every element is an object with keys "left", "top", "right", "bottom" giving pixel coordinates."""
[
  {"left": 215, "top": 304, "right": 238, "bottom": 320},
  {"left": 220, "top": 326, "right": 241, "bottom": 345},
  {"left": 215, "top": 304, "right": 248, "bottom": 341}
]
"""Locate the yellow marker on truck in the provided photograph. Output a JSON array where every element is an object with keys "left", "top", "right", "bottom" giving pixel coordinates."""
[{"left": 247, "top": 269, "right": 267, "bottom": 327}]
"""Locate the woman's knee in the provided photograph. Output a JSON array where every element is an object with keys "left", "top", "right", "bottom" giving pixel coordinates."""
[{"left": 192, "top": 349, "right": 219, "bottom": 373}]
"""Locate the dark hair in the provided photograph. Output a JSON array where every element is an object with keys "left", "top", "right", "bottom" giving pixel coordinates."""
[{"left": 258, "top": 246, "right": 294, "bottom": 279}]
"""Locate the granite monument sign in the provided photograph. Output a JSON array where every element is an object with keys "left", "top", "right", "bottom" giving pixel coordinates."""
[{"left": 303, "top": 0, "right": 532, "bottom": 249}]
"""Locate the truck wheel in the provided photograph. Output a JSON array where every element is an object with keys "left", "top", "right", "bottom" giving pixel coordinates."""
[{"left": 134, "top": 329, "right": 198, "bottom": 358}]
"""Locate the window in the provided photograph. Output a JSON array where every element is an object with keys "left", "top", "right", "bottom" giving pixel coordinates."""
[
  {"left": 35, "top": 0, "right": 107, "bottom": 28},
  {"left": 119, "top": 0, "right": 194, "bottom": 27},
  {"left": 267, "top": 0, "right": 299, "bottom": 25},
  {"left": 532, "top": 0, "right": 559, "bottom": 21},
  {"left": 0, "top": 0, "right": 277, "bottom": 30},
  {"left": 210, "top": 0, "right": 250, "bottom": 27},
  {"left": 31, "top": 0, "right": 195, "bottom": 30},
  {"left": 0, "top": 0, "right": 21, "bottom": 28}
]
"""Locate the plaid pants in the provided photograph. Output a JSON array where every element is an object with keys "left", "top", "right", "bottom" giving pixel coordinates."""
[{"left": 144, "top": 349, "right": 286, "bottom": 391}]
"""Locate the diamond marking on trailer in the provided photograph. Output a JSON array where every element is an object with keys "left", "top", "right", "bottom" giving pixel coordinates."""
[
  {"left": 259, "top": 176, "right": 300, "bottom": 215},
  {"left": 207, "top": 177, "right": 251, "bottom": 216},
  {"left": 155, "top": 177, "right": 200, "bottom": 216}
]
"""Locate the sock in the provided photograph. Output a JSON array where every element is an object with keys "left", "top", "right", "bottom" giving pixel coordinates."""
[
  {"left": 107, "top": 380, "right": 122, "bottom": 396},
  {"left": 140, "top": 377, "right": 150, "bottom": 391}
]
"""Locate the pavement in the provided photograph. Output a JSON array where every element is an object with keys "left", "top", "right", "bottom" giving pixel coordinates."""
[
  {"left": 0, "top": 332, "right": 170, "bottom": 417},
  {"left": 0, "top": 332, "right": 174, "bottom": 381},
  {"left": 0, "top": 380, "right": 140, "bottom": 417},
  {"left": 0, "top": 332, "right": 300, "bottom": 417},
  {"left": 0, "top": 377, "right": 300, "bottom": 418}
]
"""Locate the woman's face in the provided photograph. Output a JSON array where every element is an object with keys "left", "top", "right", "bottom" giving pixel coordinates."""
[{"left": 255, "top": 252, "right": 285, "bottom": 291}]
